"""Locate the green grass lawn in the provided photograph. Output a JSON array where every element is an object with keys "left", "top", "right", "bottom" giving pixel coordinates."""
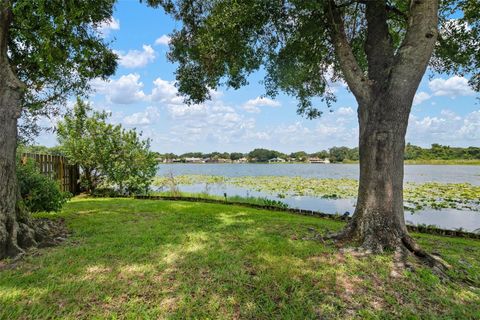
[{"left": 1, "top": 198, "right": 479, "bottom": 319}]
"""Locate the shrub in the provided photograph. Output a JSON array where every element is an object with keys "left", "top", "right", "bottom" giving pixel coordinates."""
[
  {"left": 57, "top": 98, "right": 157, "bottom": 195},
  {"left": 17, "top": 159, "right": 71, "bottom": 212}
]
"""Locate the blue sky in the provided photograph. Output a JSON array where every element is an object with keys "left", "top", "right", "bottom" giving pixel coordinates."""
[{"left": 36, "top": 1, "right": 480, "bottom": 154}]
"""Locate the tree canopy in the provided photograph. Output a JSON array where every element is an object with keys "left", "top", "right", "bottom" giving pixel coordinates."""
[
  {"left": 147, "top": 0, "right": 479, "bottom": 116},
  {"left": 5, "top": 0, "right": 117, "bottom": 137}
]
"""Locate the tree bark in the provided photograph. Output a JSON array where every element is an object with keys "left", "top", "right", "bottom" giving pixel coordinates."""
[
  {"left": 0, "top": 61, "right": 27, "bottom": 259},
  {"left": 0, "top": 2, "right": 20, "bottom": 259},
  {"left": 325, "top": 0, "right": 441, "bottom": 259},
  {"left": 338, "top": 94, "right": 411, "bottom": 252}
]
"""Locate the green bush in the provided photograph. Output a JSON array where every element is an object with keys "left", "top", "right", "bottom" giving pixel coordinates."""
[{"left": 17, "top": 159, "right": 71, "bottom": 212}]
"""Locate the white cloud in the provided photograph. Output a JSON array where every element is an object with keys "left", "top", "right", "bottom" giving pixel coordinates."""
[
  {"left": 123, "top": 106, "right": 160, "bottom": 126},
  {"left": 413, "top": 91, "right": 431, "bottom": 106},
  {"left": 149, "top": 78, "right": 183, "bottom": 105},
  {"left": 428, "top": 76, "right": 474, "bottom": 97},
  {"left": 116, "top": 45, "right": 156, "bottom": 68},
  {"left": 91, "top": 73, "right": 146, "bottom": 105},
  {"left": 96, "top": 17, "right": 120, "bottom": 37},
  {"left": 337, "top": 107, "right": 354, "bottom": 116},
  {"left": 407, "top": 109, "right": 480, "bottom": 144},
  {"left": 458, "top": 110, "right": 480, "bottom": 140},
  {"left": 155, "top": 35, "right": 171, "bottom": 46},
  {"left": 242, "top": 97, "right": 280, "bottom": 113}
]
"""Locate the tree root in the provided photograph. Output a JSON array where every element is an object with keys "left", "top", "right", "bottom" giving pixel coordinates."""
[
  {"left": 1, "top": 218, "right": 68, "bottom": 262},
  {"left": 317, "top": 226, "right": 451, "bottom": 278},
  {"left": 401, "top": 234, "right": 450, "bottom": 277}
]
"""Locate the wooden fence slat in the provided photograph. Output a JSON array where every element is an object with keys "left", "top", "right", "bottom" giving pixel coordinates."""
[{"left": 21, "top": 153, "right": 80, "bottom": 195}]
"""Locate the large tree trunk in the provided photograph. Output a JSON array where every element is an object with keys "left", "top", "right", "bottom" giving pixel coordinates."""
[
  {"left": 326, "top": 0, "right": 441, "bottom": 261},
  {"left": 0, "top": 3, "right": 24, "bottom": 259},
  {"left": 339, "top": 95, "right": 411, "bottom": 252},
  {"left": 0, "top": 62, "right": 67, "bottom": 260},
  {"left": 1, "top": 4, "right": 68, "bottom": 261},
  {"left": 0, "top": 62, "right": 27, "bottom": 259}
]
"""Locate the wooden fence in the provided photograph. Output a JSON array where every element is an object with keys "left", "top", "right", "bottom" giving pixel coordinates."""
[{"left": 21, "top": 153, "right": 80, "bottom": 195}]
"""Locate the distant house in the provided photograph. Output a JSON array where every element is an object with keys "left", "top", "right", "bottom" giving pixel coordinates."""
[
  {"left": 184, "top": 157, "right": 204, "bottom": 163},
  {"left": 205, "top": 157, "right": 232, "bottom": 163},
  {"left": 268, "top": 157, "right": 286, "bottom": 163},
  {"left": 234, "top": 157, "right": 248, "bottom": 163},
  {"left": 308, "top": 157, "right": 330, "bottom": 164}
]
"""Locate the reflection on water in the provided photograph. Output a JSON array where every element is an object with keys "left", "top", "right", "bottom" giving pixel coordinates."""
[{"left": 162, "top": 183, "right": 480, "bottom": 232}]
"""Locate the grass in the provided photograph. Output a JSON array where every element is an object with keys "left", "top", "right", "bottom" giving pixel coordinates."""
[
  {"left": 151, "top": 190, "right": 290, "bottom": 208},
  {"left": 0, "top": 198, "right": 479, "bottom": 319}
]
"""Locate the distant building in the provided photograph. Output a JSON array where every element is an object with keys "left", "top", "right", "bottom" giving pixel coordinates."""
[
  {"left": 205, "top": 158, "right": 232, "bottom": 163},
  {"left": 184, "top": 157, "right": 204, "bottom": 163},
  {"left": 268, "top": 157, "right": 286, "bottom": 163},
  {"left": 308, "top": 157, "right": 330, "bottom": 164},
  {"left": 234, "top": 157, "right": 248, "bottom": 163}
]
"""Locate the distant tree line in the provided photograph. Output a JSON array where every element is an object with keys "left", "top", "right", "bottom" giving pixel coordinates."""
[
  {"left": 404, "top": 143, "right": 480, "bottom": 160},
  {"left": 158, "top": 147, "right": 357, "bottom": 163},
  {"left": 155, "top": 144, "right": 480, "bottom": 163},
  {"left": 23, "top": 144, "right": 480, "bottom": 164}
]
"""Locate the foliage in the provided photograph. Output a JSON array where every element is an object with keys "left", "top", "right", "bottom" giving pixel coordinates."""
[
  {"left": 17, "top": 144, "right": 64, "bottom": 156},
  {"left": 157, "top": 144, "right": 480, "bottom": 163},
  {"left": 105, "top": 129, "right": 158, "bottom": 194},
  {"left": 405, "top": 143, "right": 480, "bottom": 160},
  {"left": 229, "top": 152, "right": 244, "bottom": 161},
  {"left": 289, "top": 151, "right": 308, "bottom": 162},
  {"left": 146, "top": 0, "right": 479, "bottom": 116},
  {"left": 328, "top": 146, "right": 358, "bottom": 162},
  {"left": 153, "top": 174, "right": 480, "bottom": 212},
  {"left": 57, "top": 98, "right": 157, "bottom": 194},
  {"left": 16, "top": 159, "right": 70, "bottom": 212},
  {"left": 248, "top": 148, "right": 287, "bottom": 162},
  {"left": 1, "top": 198, "right": 479, "bottom": 318},
  {"left": 5, "top": 0, "right": 117, "bottom": 138}
]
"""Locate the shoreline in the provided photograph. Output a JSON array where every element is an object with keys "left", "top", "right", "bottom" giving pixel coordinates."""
[{"left": 159, "top": 160, "right": 480, "bottom": 165}]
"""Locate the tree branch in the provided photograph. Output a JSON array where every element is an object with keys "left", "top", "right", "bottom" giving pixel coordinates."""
[
  {"left": 0, "top": 1, "right": 13, "bottom": 63},
  {"left": 326, "top": 0, "right": 371, "bottom": 104},
  {"left": 389, "top": 0, "right": 439, "bottom": 99},
  {"left": 365, "top": 1, "right": 395, "bottom": 86}
]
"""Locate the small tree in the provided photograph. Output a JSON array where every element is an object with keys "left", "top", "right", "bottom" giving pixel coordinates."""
[
  {"left": 57, "top": 98, "right": 157, "bottom": 195},
  {"left": 106, "top": 129, "right": 158, "bottom": 194},
  {"left": 57, "top": 98, "right": 113, "bottom": 192}
]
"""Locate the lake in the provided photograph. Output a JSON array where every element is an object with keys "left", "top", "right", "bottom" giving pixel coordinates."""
[
  {"left": 157, "top": 163, "right": 480, "bottom": 185},
  {"left": 156, "top": 164, "right": 480, "bottom": 232}
]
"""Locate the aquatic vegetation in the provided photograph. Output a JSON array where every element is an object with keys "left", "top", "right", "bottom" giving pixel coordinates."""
[{"left": 152, "top": 175, "right": 480, "bottom": 212}]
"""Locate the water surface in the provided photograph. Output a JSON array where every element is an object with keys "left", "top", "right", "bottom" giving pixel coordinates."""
[
  {"left": 156, "top": 164, "right": 480, "bottom": 232},
  {"left": 158, "top": 163, "right": 480, "bottom": 185}
]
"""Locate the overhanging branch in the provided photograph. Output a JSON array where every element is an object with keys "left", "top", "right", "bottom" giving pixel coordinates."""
[
  {"left": 390, "top": 0, "right": 439, "bottom": 99},
  {"left": 326, "top": 0, "right": 371, "bottom": 103}
]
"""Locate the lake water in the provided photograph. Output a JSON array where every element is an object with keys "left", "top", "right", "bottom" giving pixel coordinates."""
[
  {"left": 156, "top": 164, "right": 480, "bottom": 232},
  {"left": 158, "top": 163, "right": 480, "bottom": 185}
]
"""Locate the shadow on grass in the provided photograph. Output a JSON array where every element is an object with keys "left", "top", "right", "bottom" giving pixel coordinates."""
[{"left": 0, "top": 198, "right": 479, "bottom": 319}]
